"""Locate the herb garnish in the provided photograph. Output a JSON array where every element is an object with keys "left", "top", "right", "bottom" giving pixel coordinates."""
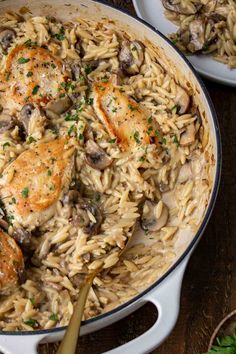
[
  {"left": 32, "top": 85, "right": 40, "bottom": 95},
  {"left": 24, "top": 319, "right": 39, "bottom": 328},
  {"left": 84, "top": 64, "right": 93, "bottom": 75},
  {"left": 18, "top": 57, "right": 30, "bottom": 64},
  {"left": 21, "top": 187, "right": 29, "bottom": 198},
  {"left": 134, "top": 131, "right": 140, "bottom": 144},
  {"left": 26, "top": 71, "right": 33, "bottom": 77},
  {"left": 5, "top": 72, "right": 11, "bottom": 81},
  {"left": 47, "top": 169, "right": 52, "bottom": 176},
  {"left": 52, "top": 27, "right": 65, "bottom": 41},
  {"left": 205, "top": 334, "right": 236, "bottom": 354},
  {"left": 49, "top": 314, "right": 59, "bottom": 322},
  {"left": 128, "top": 103, "right": 137, "bottom": 112},
  {"left": 27, "top": 136, "right": 36, "bottom": 144},
  {"left": 108, "top": 138, "right": 116, "bottom": 144},
  {"left": 3, "top": 142, "right": 10, "bottom": 149}
]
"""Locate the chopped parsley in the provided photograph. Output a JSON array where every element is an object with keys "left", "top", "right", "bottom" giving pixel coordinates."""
[
  {"left": 52, "top": 27, "right": 65, "bottom": 41},
  {"left": 2, "top": 142, "right": 10, "bottom": 149},
  {"left": 148, "top": 116, "right": 153, "bottom": 124},
  {"left": 139, "top": 157, "right": 145, "bottom": 162},
  {"left": 112, "top": 107, "right": 117, "bottom": 113},
  {"left": 84, "top": 64, "right": 93, "bottom": 75},
  {"left": 49, "top": 314, "right": 59, "bottom": 322},
  {"left": 95, "top": 193, "right": 101, "bottom": 202},
  {"left": 78, "top": 133, "right": 84, "bottom": 141},
  {"left": 51, "top": 63, "right": 56, "bottom": 69},
  {"left": 24, "top": 39, "right": 37, "bottom": 47},
  {"left": 27, "top": 136, "right": 36, "bottom": 144},
  {"left": 173, "top": 134, "right": 179, "bottom": 145},
  {"left": 64, "top": 112, "right": 79, "bottom": 121},
  {"left": 21, "top": 187, "right": 29, "bottom": 198},
  {"left": 98, "top": 85, "right": 105, "bottom": 91},
  {"left": 134, "top": 131, "right": 140, "bottom": 144},
  {"left": 32, "top": 85, "right": 40, "bottom": 95},
  {"left": 202, "top": 42, "right": 209, "bottom": 51},
  {"left": 47, "top": 169, "right": 52, "bottom": 176},
  {"left": 68, "top": 124, "right": 76, "bottom": 136},
  {"left": 61, "top": 81, "right": 76, "bottom": 92},
  {"left": 171, "top": 104, "right": 181, "bottom": 113},
  {"left": 108, "top": 138, "right": 116, "bottom": 144},
  {"left": 86, "top": 97, "right": 94, "bottom": 106},
  {"left": 101, "top": 76, "right": 108, "bottom": 83},
  {"left": 11, "top": 197, "right": 16, "bottom": 204},
  {"left": 29, "top": 297, "right": 36, "bottom": 305},
  {"left": 24, "top": 319, "right": 39, "bottom": 328},
  {"left": 18, "top": 57, "right": 30, "bottom": 64},
  {"left": 5, "top": 72, "right": 11, "bottom": 81},
  {"left": 26, "top": 71, "right": 33, "bottom": 77},
  {"left": 128, "top": 103, "right": 137, "bottom": 112},
  {"left": 49, "top": 183, "right": 55, "bottom": 191},
  {"left": 171, "top": 39, "right": 178, "bottom": 45}
]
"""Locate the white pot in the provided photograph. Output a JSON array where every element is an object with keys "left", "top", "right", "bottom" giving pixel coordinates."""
[{"left": 0, "top": 1, "right": 221, "bottom": 353}]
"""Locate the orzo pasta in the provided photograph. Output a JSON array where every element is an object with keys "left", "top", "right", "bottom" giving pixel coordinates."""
[{"left": 0, "top": 10, "right": 213, "bottom": 331}]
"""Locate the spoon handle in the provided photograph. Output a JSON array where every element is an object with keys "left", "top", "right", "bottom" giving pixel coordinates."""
[{"left": 56, "top": 275, "right": 94, "bottom": 354}]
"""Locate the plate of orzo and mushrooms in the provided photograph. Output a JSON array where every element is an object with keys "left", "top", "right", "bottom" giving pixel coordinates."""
[{"left": 133, "top": 0, "right": 236, "bottom": 86}]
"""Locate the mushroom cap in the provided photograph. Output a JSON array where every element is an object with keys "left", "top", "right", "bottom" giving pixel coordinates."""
[
  {"left": 85, "top": 140, "right": 112, "bottom": 170},
  {"left": 162, "top": 0, "right": 202, "bottom": 15},
  {"left": 119, "top": 40, "right": 144, "bottom": 76},
  {"left": 180, "top": 123, "right": 196, "bottom": 146},
  {"left": 19, "top": 103, "right": 45, "bottom": 134},
  {"left": 46, "top": 95, "right": 72, "bottom": 115},
  {"left": 175, "top": 85, "right": 190, "bottom": 115},
  {"left": 0, "top": 27, "right": 16, "bottom": 51},
  {"left": 141, "top": 200, "right": 169, "bottom": 232},
  {"left": 72, "top": 198, "right": 103, "bottom": 236}
]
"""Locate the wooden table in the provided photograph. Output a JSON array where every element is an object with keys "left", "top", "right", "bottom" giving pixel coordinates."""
[{"left": 40, "top": 1, "right": 236, "bottom": 353}]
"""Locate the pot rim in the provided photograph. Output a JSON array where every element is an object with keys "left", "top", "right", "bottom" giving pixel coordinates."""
[{"left": 0, "top": 0, "right": 222, "bottom": 336}]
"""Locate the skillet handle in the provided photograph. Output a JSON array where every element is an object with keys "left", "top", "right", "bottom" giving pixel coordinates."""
[
  {"left": 0, "top": 333, "right": 46, "bottom": 354},
  {"left": 104, "top": 255, "right": 190, "bottom": 354}
]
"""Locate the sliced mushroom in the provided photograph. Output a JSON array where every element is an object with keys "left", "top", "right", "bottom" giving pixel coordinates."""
[
  {"left": 175, "top": 85, "right": 190, "bottom": 114},
  {"left": 141, "top": 200, "right": 169, "bottom": 232},
  {"left": 0, "top": 27, "right": 16, "bottom": 52},
  {"left": 19, "top": 103, "right": 45, "bottom": 134},
  {"left": 85, "top": 140, "right": 112, "bottom": 170},
  {"left": 46, "top": 95, "right": 72, "bottom": 115},
  {"left": 0, "top": 217, "right": 8, "bottom": 231},
  {"left": 162, "top": 0, "right": 202, "bottom": 15},
  {"left": 188, "top": 19, "right": 206, "bottom": 53},
  {"left": 12, "top": 227, "right": 31, "bottom": 252},
  {"left": 0, "top": 113, "right": 16, "bottom": 133},
  {"left": 63, "top": 190, "right": 80, "bottom": 205},
  {"left": 207, "top": 12, "right": 226, "bottom": 23},
  {"left": 75, "top": 39, "right": 85, "bottom": 58},
  {"left": 72, "top": 198, "right": 103, "bottom": 236},
  {"left": 180, "top": 123, "right": 196, "bottom": 146},
  {"left": 71, "top": 61, "right": 82, "bottom": 81},
  {"left": 177, "top": 163, "right": 193, "bottom": 184},
  {"left": 119, "top": 40, "right": 144, "bottom": 75}
]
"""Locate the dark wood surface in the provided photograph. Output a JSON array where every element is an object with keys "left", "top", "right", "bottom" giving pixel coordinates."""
[{"left": 39, "top": 1, "right": 236, "bottom": 353}]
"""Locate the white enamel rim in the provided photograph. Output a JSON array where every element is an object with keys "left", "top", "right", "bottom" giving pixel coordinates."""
[
  {"left": 133, "top": 0, "right": 236, "bottom": 87},
  {"left": 0, "top": 1, "right": 221, "bottom": 353}
]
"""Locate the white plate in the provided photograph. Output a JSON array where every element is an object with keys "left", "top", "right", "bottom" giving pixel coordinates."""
[{"left": 132, "top": 0, "right": 236, "bottom": 86}]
